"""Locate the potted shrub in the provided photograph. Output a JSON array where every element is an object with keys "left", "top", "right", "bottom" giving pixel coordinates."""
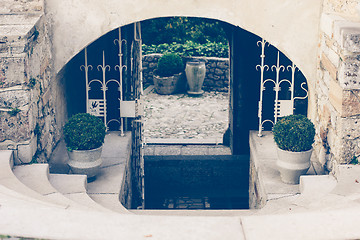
[
  {"left": 64, "top": 113, "right": 106, "bottom": 178},
  {"left": 273, "top": 114, "right": 315, "bottom": 184},
  {"left": 153, "top": 53, "right": 186, "bottom": 94}
]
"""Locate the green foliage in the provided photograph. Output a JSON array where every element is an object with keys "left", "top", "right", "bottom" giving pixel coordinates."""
[
  {"left": 273, "top": 114, "right": 315, "bottom": 152},
  {"left": 350, "top": 156, "right": 359, "bottom": 165},
  {"left": 63, "top": 113, "right": 106, "bottom": 151},
  {"left": 142, "top": 40, "right": 229, "bottom": 58},
  {"left": 141, "top": 17, "right": 228, "bottom": 45},
  {"left": 155, "top": 53, "right": 184, "bottom": 77},
  {"left": 28, "top": 77, "right": 37, "bottom": 88},
  {"left": 8, "top": 107, "right": 21, "bottom": 116}
]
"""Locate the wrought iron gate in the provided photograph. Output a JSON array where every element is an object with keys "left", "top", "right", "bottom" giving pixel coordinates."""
[
  {"left": 80, "top": 23, "right": 144, "bottom": 209},
  {"left": 256, "top": 39, "right": 308, "bottom": 136}
]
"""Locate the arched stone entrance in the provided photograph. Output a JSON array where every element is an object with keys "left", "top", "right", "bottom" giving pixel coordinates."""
[{"left": 58, "top": 16, "right": 310, "bottom": 208}]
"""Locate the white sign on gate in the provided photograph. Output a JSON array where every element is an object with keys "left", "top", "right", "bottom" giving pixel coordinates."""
[{"left": 88, "top": 99, "right": 104, "bottom": 117}]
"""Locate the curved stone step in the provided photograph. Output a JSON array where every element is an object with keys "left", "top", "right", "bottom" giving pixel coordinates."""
[
  {"left": 131, "top": 209, "right": 257, "bottom": 216},
  {"left": 0, "top": 151, "right": 70, "bottom": 208},
  {"left": 13, "top": 163, "right": 93, "bottom": 210},
  {"left": 86, "top": 132, "right": 132, "bottom": 214},
  {"left": 49, "top": 173, "right": 112, "bottom": 212}
]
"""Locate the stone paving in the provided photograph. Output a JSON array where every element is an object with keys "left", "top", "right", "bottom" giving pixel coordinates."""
[{"left": 143, "top": 87, "right": 229, "bottom": 140}]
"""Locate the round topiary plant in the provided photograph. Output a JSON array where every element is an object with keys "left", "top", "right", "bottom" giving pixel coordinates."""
[
  {"left": 64, "top": 113, "right": 106, "bottom": 151},
  {"left": 273, "top": 114, "right": 315, "bottom": 152},
  {"left": 156, "top": 53, "right": 184, "bottom": 77}
]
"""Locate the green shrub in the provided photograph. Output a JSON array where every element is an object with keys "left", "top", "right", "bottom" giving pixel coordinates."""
[
  {"left": 156, "top": 53, "right": 184, "bottom": 77},
  {"left": 142, "top": 40, "right": 229, "bottom": 58},
  {"left": 8, "top": 107, "right": 21, "bottom": 116},
  {"left": 63, "top": 113, "right": 106, "bottom": 151},
  {"left": 141, "top": 17, "right": 228, "bottom": 45},
  {"left": 273, "top": 114, "right": 315, "bottom": 152}
]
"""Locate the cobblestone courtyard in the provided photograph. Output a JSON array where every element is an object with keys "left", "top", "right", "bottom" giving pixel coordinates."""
[{"left": 143, "top": 87, "right": 229, "bottom": 140}]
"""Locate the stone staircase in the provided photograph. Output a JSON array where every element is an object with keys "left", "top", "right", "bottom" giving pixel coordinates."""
[
  {"left": 2, "top": 132, "right": 360, "bottom": 239},
  {"left": 0, "top": 146, "right": 246, "bottom": 240}
]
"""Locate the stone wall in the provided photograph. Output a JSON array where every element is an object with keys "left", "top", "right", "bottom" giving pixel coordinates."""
[
  {"left": 315, "top": 7, "right": 360, "bottom": 170},
  {"left": 0, "top": 1, "right": 66, "bottom": 164},
  {"left": 142, "top": 54, "right": 229, "bottom": 92}
]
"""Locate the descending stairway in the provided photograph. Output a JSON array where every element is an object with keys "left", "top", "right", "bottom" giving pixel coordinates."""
[
  {"left": 3, "top": 132, "right": 360, "bottom": 239},
  {"left": 0, "top": 132, "right": 133, "bottom": 216},
  {"left": 0, "top": 148, "right": 244, "bottom": 240}
]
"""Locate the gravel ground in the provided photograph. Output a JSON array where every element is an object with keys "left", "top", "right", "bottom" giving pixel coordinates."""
[{"left": 143, "top": 87, "right": 229, "bottom": 140}]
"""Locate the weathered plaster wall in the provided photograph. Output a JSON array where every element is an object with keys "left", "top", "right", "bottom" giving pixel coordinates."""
[
  {"left": 45, "top": 0, "right": 322, "bottom": 92},
  {"left": 315, "top": 1, "right": 360, "bottom": 169}
]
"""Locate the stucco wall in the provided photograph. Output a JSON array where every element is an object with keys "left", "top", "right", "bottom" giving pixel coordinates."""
[{"left": 45, "top": 0, "right": 322, "bottom": 90}]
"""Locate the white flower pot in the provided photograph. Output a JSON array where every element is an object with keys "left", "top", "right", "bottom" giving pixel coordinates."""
[
  {"left": 67, "top": 146, "right": 103, "bottom": 178},
  {"left": 276, "top": 147, "right": 312, "bottom": 184}
]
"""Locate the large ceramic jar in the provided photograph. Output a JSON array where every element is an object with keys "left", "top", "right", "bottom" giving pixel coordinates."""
[{"left": 185, "top": 61, "right": 206, "bottom": 95}]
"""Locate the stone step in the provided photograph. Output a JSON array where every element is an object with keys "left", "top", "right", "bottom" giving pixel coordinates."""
[
  {"left": 130, "top": 209, "right": 257, "bottom": 216},
  {"left": 0, "top": 181, "right": 62, "bottom": 209},
  {"left": 144, "top": 143, "right": 231, "bottom": 156},
  {"left": 86, "top": 132, "right": 132, "bottom": 214},
  {"left": 86, "top": 163, "right": 130, "bottom": 214},
  {"left": 13, "top": 163, "right": 92, "bottom": 210},
  {"left": 299, "top": 175, "right": 337, "bottom": 197},
  {"left": 49, "top": 173, "right": 112, "bottom": 212},
  {"left": 0, "top": 151, "right": 70, "bottom": 208}
]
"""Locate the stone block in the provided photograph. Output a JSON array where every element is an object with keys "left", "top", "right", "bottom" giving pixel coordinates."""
[
  {"left": 329, "top": 79, "right": 343, "bottom": 114},
  {"left": 16, "top": 137, "right": 37, "bottom": 164},
  {"left": 154, "top": 146, "right": 181, "bottom": 155},
  {"left": 327, "top": 47, "right": 340, "bottom": 68},
  {"left": 0, "top": 57, "right": 25, "bottom": 88},
  {"left": 329, "top": 82, "right": 360, "bottom": 117},
  {"left": 339, "top": 138, "right": 360, "bottom": 164},
  {"left": 319, "top": 104, "right": 331, "bottom": 127},
  {"left": 320, "top": 13, "right": 345, "bottom": 39},
  {"left": 181, "top": 146, "right": 209, "bottom": 155},
  {"left": 0, "top": 110, "right": 31, "bottom": 142},
  {"left": 215, "top": 68, "right": 224, "bottom": 76},
  {"left": 333, "top": 20, "right": 360, "bottom": 47},
  {"left": 342, "top": 28, "right": 360, "bottom": 53},
  {"left": 342, "top": 90, "right": 360, "bottom": 117},
  {"left": 0, "top": 87, "right": 30, "bottom": 108},
  {"left": 41, "top": 88, "right": 52, "bottom": 105},
  {"left": 318, "top": 77, "right": 329, "bottom": 97},
  {"left": 338, "top": 56, "right": 360, "bottom": 89},
  {"left": 320, "top": 53, "right": 337, "bottom": 81},
  {"left": 341, "top": 116, "right": 360, "bottom": 140}
]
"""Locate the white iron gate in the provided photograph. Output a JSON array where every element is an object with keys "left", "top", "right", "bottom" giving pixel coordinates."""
[{"left": 256, "top": 38, "right": 308, "bottom": 136}]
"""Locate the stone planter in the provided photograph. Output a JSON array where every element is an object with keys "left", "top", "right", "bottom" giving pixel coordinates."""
[
  {"left": 153, "top": 73, "right": 185, "bottom": 95},
  {"left": 67, "top": 146, "right": 103, "bottom": 178},
  {"left": 185, "top": 61, "right": 206, "bottom": 95},
  {"left": 276, "top": 147, "right": 312, "bottom": 184}
]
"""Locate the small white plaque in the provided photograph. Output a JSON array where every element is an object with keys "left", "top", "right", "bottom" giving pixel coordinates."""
[{"left": 88, "top": 99, "right": 104, "bottom": 117}]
